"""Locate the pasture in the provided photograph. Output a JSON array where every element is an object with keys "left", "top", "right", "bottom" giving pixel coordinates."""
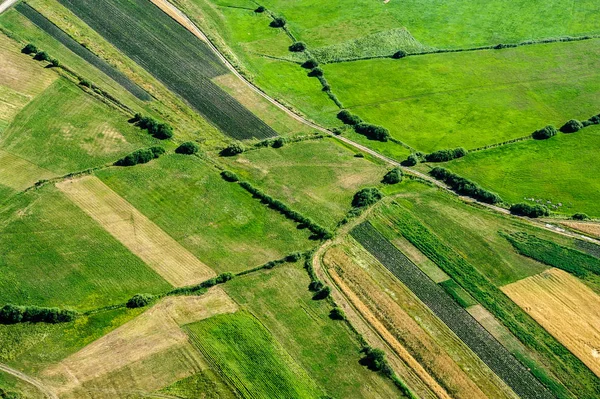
[
  {"left": 221, "top": 138, "right": 387, "bottom": 229},
  {"left": 325, "top": 39, "right": 600, "bottom": 152},
  {"left": 503, "top": 268, "right": 600, "bottom": 377},
  {"left": 96, "top": 154, "right": 313, "bottom": 273},
  {"left": 185, "top": 310, "right": 324, "bottom": 398},
  {"left": 446, "top": 124, "right": 600, "bottom": 217}
]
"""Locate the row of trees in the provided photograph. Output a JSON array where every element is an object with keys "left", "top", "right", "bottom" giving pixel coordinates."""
[
  {"left": 0, "top": 304, "right": 77, "bottom": 324},
  {"left": 167, "top": 272, "right": 234, "bottom": 296},
  {"left": 510, "top": 203, "right": 550, "bottom": 218},
  {"left": 22, "top": 43, "right": 60, "bottom": 67},
  {"left": 115, "top": 146, "right": 165, "bottom": 166},
  {"left": 337, "top": 110, "right": 390, "bottom": 141},
  {"left": 430, "top": 167, "right": 502, "bottom": 204},
  {"left": 425, "top": 147, "right": 467, "bottom": 162},
  {"left": 131, "top": 113, "right": 173, "bottom": 140}
]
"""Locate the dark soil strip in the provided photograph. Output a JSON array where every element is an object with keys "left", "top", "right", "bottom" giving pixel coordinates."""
[
  {"left": 16, "top": 3, "right": 152, "bottom": 102},
  {"left": 56, "top": 0, "right": 277, "bottom": 140},
  {"left": 350, "top": 221, "right": 554, "bottom": 399}
]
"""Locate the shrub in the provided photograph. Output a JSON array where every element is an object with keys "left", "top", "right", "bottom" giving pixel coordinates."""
[
  {"left": 392, "top": 50, "right": 407, "bottom": 59},
  {"left": 354, "top": 123, "right": 390, "bottom": 141},
  {"left": 572, "top": 213, "right": 590, "bottom": 220},
  {"left": 588, "top": 115, "right": 600, "bottom": 125},
  {"left": 215, "top": 272, "right": 234, "bottom": 284},
  {"left": 22, "top": 43, "right": 38, "bottom": 54},
  {"left": 270, "top": 17, "right": 286, "bottom": 28},
  {"left": 0, "top": 304, "right": 77, "bottom": 324},
  {"left": 79, "top": 79, "right": 92, "bottom": 88},
  {"left": 286, "top": 252, "right": 303, "bottom": 262},
  {"left": 360, "top": 346, "right": 388, "bottom": 372},
  {"left": 126, "top": 293, "right": 155, "bottom": 308},
  {"left": 402, "top": 154, "right": 419, "bottom": 166},
  {"left": 337, "top": 110, "right": 362, "bottom": 126},
  {"left": 430, "top": 167, "right": 502, "bottom": 204},
  {"left": 176, "top": 141, "right": 199, "bottom": 155},
  {"left": 560, "top": 119, "right": 584, "bottom": 133},
  {"left": 220, "top": 170, "right": 239, "bottom": 182},
  {"left": 50, "top": 58, "right": 61, "bottom": 68},
  {"left": 313, "top": 285, "right": 331, "bottom": 300},
  {"left": 254, "top": 5, "right": 266, "bottom": 13},
  {"left": 352, "top": 188, "right": 383, "bottom": 208},
  {"left": 532, "top": 125, "right": 557, "bottom": 140},
  {"left": 510, "top": 203, "right": 550, "bottom": 218},
  {"left": 154, "top": 123, "right": 173, "bottom": 139},
  {"left": 115, "top": 146, "right": 164, "bottom": 166},
  {"left": 354, "top": 153, "right": 364, "bottom": 158},
  {"left": 220, "top": 142, "right": 245, "bottom": 156},
  {"left": 425, "top": 147, "right": 467, "bottom": 162},
  {"left": 308, "top": 280, "right": 324, "bottom": 292},
  {"left": 271, "top": 137, "right": 286, "bottom": 148},
  {"left": 329, "top": 307, "right": 346, "bottom": 320},
  {"left": 383, "top": 168, "right": 403, "bottom": 184},
  {"left": 289, "top": 41, "right": 306, "bottom": 52},
  {"left": 302, "top": 59, "right": 318, "bottom": 69},
  {"left": 308, "top": 67, "right": 324, "bottom": 77},
  {"left": 134, "top": 115, "right": 173, "bottom": 139},
  {"left": 33, "top": 50, "right": 50, "bottom": 61}
]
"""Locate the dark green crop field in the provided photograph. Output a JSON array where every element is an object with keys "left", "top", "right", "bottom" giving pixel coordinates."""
[{"left": 56, "top": 0, "right": 277, "bottom": 140}]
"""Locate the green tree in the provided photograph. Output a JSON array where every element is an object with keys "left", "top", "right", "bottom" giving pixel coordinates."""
[
  {"left": 176, "top": 141, "right": 199, "bottom": 155},
  {"left": 289, "top": 41, "right": 306, "bottom": 52},
  {"left": 383, "top": 168, "right": 403, "bottom": 184},
  {"left": 22, "top": 43, "right": 38, "bottom": 54},
  {"left": 352, "top": 188, "right": 383, "bottom": 207}
]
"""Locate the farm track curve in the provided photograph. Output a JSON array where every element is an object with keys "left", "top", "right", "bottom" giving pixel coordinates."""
[{"left": 0, "top": 363, "right": 58, "bottom": 399}]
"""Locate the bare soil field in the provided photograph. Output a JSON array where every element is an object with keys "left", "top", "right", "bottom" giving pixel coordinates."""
[
  {"left": 503, "top": 268, "right": 600, "bottom": 377},
  {"left": 56, "top": 176, "right": 215, "bottom": 286},
  {"left": 43, "top": 289, "right": 238, "bottom": 396}
]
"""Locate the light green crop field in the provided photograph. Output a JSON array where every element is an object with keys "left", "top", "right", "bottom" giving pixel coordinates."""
[
  {"left": 185, "top": 310, "right": 324, "bottom": 398},
  {"left": 446, "top": 124, "right": 600, "bottom": 217},
  {"left": 0, "top": 187, "right": 171, "bottom": 311},
  {"left": 97, "top": 154, "right": 314, "bottom": 273},
  {"left": 221, "top": 138, "right": 387, "bottom": 229},
  {"left": 223, "top": 263, "right": 400, "bottom": 398},
  {"left": 325, "top": 39, "right": 600, "bottom": 152},
  {"left": 0, "top": 79, "right": 160, "bottom": 174}
]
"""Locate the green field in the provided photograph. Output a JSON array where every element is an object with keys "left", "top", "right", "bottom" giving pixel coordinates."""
[
  {"left": 97, "top": 154, "right": 313, "bottom": 273},
  {"left": 325, "top": 39, "right": 600, "bottom": 152},
  {"left": 224, "top": 263, "right": 399, "bottom": 398},
  {"left": 0, "top": 187, "right": 171, "bottom": 310},
  {"left": 221, "top": 138, "right": 387, "bottom": 229},
  {"left": 446, "top": 124, "right": 600, "bottom": 217},
  {"left": 185, "top": 311, "right": 323, "bottom": 398}
]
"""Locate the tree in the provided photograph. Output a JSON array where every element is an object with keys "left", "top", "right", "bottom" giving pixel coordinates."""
[
  {"left": 308, "top": 67, "right": 324, "bottom": 77},
  {"left": 352, "top": 187, "right": 383, "bottom": 208},
  {"left": 0, "top": 304, "right": 24, "bottom": 324},
  {"left": 22, "top": 43, "right": 38, "bottom": 54},
  {"left": 510, "top": 203, "right": 549, "bottom": 218},
  {"left": 79, "top": 79, "right": 92, "bottom": 88},
  {"left": 329, "top": 307, "right": 346, "bottom": 320},
  {"left": 337, "top": 110, "right": 362, "bottom": 126},
  {"left": 50, "top": 58, "right": 61, "bottom": 68},
  {"left": 33, "top": 51, "right": 50, "bottom": 61},
  {"left": 154, "top": 123, "right": 173, "bottom": 139},
  {"left": 289, "top": 41, "right": 306, "bottom": 52},
  {"left": 360, "top": 346, "right": 388, "bottom": 371},
  {"left": 383, "top": 168, "right": 403, "bottom": 184},
  {"left": 313, "top": 286, "right": 331, "bottom": 300},
  {"left": 220, "top": 142, "right": 245, "bottom": 156},
  {"left": 270, "top": 17, "right": 286, "bottom": 28},
  {"left": 126, "top": 294, "right": 155, "bottom": 308},
  {"left": 572, "top": 213, "right": 589, "bottom": 220},
  {"left": 402, "top": 154, "right": 418, "bottom": 166},
  {"left": 271, "top": 137, "right": 286, "bottom": 148},
  {"left": 176, "top": 141, "right": 199, "bottom": 155},
  {"left": 560, "top": 119, "right": 584, "bottom": 133},
  {"left": 254, "top": 5, "right": 266, "bottom": 13},
  {"left": 302, "top": 59, "right": 318, "bottom": 69},
  {"left": 216, "top": 272, "right": 234, "bottom": 284},
  {"left": 286, "top": 252, "right": 303, "bottom": 262},
  {"left": 392, "top": 50, "right": 407, "bottom": 59},
  {"left": 220, "top": 170, "right": 239, "bottom": 182},
  {"left": 532, "top": 125, "right": 557, "bottom": 140}
]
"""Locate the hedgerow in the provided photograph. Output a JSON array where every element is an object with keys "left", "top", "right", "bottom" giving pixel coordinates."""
[
  {"left": 509, "top": 202, "right": 549, "bottom": 218},
  {"left": 532, "top": 125, "right": 557, "bottom": 140},
  {"left": 132, "top": 114, "right": 173, "bottom": 139},
  {"left": 0, "top": 304, "right": 77, "bottom": 324},
  {"left": 425, "top": 147, "right": 467, "bottom": 162},
  {"left": 167, "top": 272, "right": 234, "bottom": 296},
  {"left": 115, "top": 146, "right": 165, "bottom": 166},
  {"left": 354, "top": 123, "right": 390, "bottom": 141},
  {"left": 220, "top": 170, "right": 240, "bottom": 182},
  {"left": 337, "top": 110, "right": 362, "bottom": 126},
  {"left": 430, "top": 167, "right": 502, "bottom": 204}
]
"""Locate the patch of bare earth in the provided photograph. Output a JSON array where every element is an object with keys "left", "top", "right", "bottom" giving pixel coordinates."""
[
  {"left": 56, "top": 176, "right": 215, "bottom": 286},
  {"left": 503, "top": 268, "right": 600, "bottom": 377},
  {"left": 43, "top": 289, "right": 238, "bottom": 397}
]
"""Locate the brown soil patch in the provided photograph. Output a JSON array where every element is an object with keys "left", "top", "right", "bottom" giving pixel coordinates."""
[
  {"left": 148, "top": 0, "right": 206, "bottom": 43},
  {"left": 44, "top": 289, "right": 238, "bottom": 395},
  {"left": 503, "top": 268, "right": 600, "bottom": 377},
  {"left": 560, "top": 221, "right": 600, "bottom": 238},
  {"left": 56, "top": 176, "right": 215, "bottom": 286}
]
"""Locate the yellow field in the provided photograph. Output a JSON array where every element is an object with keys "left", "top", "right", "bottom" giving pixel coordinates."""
[
  {"left": 43, "top": 288, "right": 238, "bottom": 396},
  {"left": 0, "top": 150, "right": 56, "bottom": 190},
  {"left": 56, "top": 175, "right": 215, "bottom": 286},
  {"left": 503, "top": 268, "right": 600, "bottom": 377},
  {"left": 560, "top": 221, "right": 600, "bottom": 238}
]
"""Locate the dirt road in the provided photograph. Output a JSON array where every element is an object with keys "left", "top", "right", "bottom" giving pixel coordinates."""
[
  {"left": 0, "top": 363, "right": 58, "bottom": 399},
  {"left": 0, "top": 0, "right": 18, "bottom": 14}
]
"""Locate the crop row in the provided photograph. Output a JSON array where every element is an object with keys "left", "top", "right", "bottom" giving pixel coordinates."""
[
  {"left": 16, "top": 3, "right": 151, "bottom": 101},
  {"left": 350, "top": 221, "right": 554, "bottom": 399},
  {"left": 57, "top": 0, "right": 277, "bottom": 140}
]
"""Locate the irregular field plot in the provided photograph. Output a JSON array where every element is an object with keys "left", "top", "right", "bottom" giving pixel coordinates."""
[
  {"left": 560, "top": 221, "right": 600, "bottom": 238},
  {"left": 503, "top": 268, "right": 600, "bottom": 377},
  {"left": 57, "top": 175, "right": 215, "bottom": 286},
  {"left": 0, "top": 150, "right": 55, "bottom": 191},
  {"left": 447, "top": 125, "right": 600, "bottom": 217},
  {"left": 96, "top": 155, "right": 313, "bottom": 273},
  {"left": 44, "top": 290, "right": 237, "bottom": 396},
  {"left": 57, "top": 0, "right": 276, "bottom": 140},
  {"left": 185, "top": 311, "right": 323, "bottom": 398},
  {"left": 0, "top": 187, "right": 170, "bottom": 310},
  {"left": 325, "top": 39, "right": 600, "bottom": 152},
  {"left": 222, "top": 139, "right": 386, "bottom": 229},
  {"left": 0, "top": 79, "right": 159, "bottom": 174}
]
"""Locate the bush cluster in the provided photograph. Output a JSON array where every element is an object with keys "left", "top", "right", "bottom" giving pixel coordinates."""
[
  {"left": 115, "top": 146, "right": 165, "bottom": 166},
  {"left": 175, "top": 141, "right": 199, "bottom": 155},
  {"left": 382, "top": 168, "right": 403, "bottom": 184},
  {"left": 132, "top": 113, "right": 173, "bottom": 139},
  {"left": 402, "top": 154, "right": 419, "bottom": 166},
  {"left": 430, "top": 167, "right": 502, "bottom": 204},
  {"left": 301, "top": 59, "right": 318, "bottom": 69},
  {"left": 510, "top": 203, "right": 550, "bottom": 218},
  {"left": 329, "top": 307, "right": 346, "bottom": 320},
  {"left": 308, "top": 67, "right": 324, "bottom": 77},
  {"left": 352, "top": 188, "right": 383, "bottom": 208},
  {"left": 392, "top": 50, "right": 407, "bottom": 59},
  {"left": 360, "top": 346, "right": 391, "bottom": 374},
  {"left": 254, "top": 137, "right": 287, "bottom": 149},
  {"left": 560, "top": 119, "right": 584, "bottom": 133},
  {"left": 337, "top": 110, "right": 363, "bottom": 126},
  {"left": 312, "top": 286, "right": 331, "bottom": 300},
  {"left": 572, "top": 213, "right": 590, "bottom": 220},
  {"left": 237, "top": 181, "right": 332, "bottom": 239},
  {"left": 270, "top": 16, "right": 286, "bottom": 28},
  {"left": 220, "top": 170, "right": 240, "bottom": 182},
  {"left": 22, "top": 43, "right": 38, "bottom": 54},
  {"left": 289, "top": 41, "right": 306, "bottom": 52},
  {"left": 168, "top": 273, "right": 234, "bottom": 296},
  {"left": 220, "top": 142, "right": 245, "bottom": 156},
  {"left": 126, "top": 293, "right": 155, "bottom": 308},
  {"left": 254, "top": 5, "right": 266, "bottom": 13},
  {"left": 532, "top": 125, "right": 557, "bottom": 140},
  {"left": 0, "top": 304, "right": 77, "bottom": 324},
  {"left": 355, "top": 123, "right": 390, "bottom": 141},
  {"left": 425, "top": 147, "right": 467, "bottom": 162}
]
